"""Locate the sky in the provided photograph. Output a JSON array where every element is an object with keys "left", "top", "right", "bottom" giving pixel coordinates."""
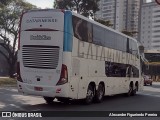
[
  {"left": 25, "top": 0, "right": 152, "bottom": 9},
  {"left": 25, "top": 0, "right": 54, "bottom": 9}
]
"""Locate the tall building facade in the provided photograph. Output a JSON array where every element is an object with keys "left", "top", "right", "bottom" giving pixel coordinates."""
[
  {"left": 125, "top": 0, "right": 140, "bottom": 38},
  {"left": 95, "top": 0, "right": 140, "bottom": 39},
  {"left": 140, "top": 1, "right": 160, "bottom": 50}
]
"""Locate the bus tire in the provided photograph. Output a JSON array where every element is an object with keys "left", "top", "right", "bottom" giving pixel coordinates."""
[
  {"left": 132, "top": 83, "right": 138, "bottom": 96},
  {"left": 126, "top": 85, "right": 133, "bottom": 97},
  {"left": 84, "top": 84, "right": 95, "bottom": 104},
  {"left": 94, "top": 83, "right": 105, "bottom": 103},
  {"left": 43, "top": 97, "right": 55, "bottom": 104},
  {"left": 131, "top": 87, "right": 137, "bottom": 96}
]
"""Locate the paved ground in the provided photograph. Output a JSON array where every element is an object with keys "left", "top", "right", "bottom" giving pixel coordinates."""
[{"left": 0, "top": 82, "right": 160, "bottom": 120}]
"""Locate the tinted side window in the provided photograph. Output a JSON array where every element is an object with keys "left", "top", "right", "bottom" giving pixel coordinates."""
[
  {"left": 105, "top": 61, "right": 127, "bottom": 77},
  {"left": 72, "top": 16, "right": 93, "bottom": 43},
  {"left": 122, "top": 37, "right": 127, "bottom": 52},
  {"left": 105, "top": 31, "right": 127, "bottom": 51},
  {"left": 87, "top": 22, "right": 93, "bottom": 43},
  {"left": 105, "top": 62, "right": 139, "bottom": 78},
  {"left": 132, "top": 41, "right": 138, "bottom": 57},
  {"left": 72, "top": 16, "right": 83, "bottom": 40},
  {"left": 93, "top": 24, "right": 104, "bottom": 45},
  {"left": 132, "top": 66, "right": 139, "bottom": 77},
  {"left": 104, "top": 30, "right": 115, "bottom": 49},
  {"left": 128, "top": 39, "right": 138, "bottom": 57},
  {"left": 116, "top": 34, "right": 126, "bottom": 52},
  {"left": 129, "top": 39, "right": 133, "bottom": 54},
  {"left": 73, "top": 15, "right": 132, "bottom": 54}
]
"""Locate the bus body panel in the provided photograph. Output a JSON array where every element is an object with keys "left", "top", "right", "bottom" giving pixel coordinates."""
[
  {"left": 71, "top": 35, "right": 142, "bottom": 98},
  {"left": 19, "top": 31, "right": 63, "bottom": 86},
  {"left": 18, "top": 10, "right": 66, "bottom": 97},
  {"left": 21, "top": 10, "right": 64, "bottom": 31},
  {"left": 17, "top": 9, "right": 143, "bottom": 101}
]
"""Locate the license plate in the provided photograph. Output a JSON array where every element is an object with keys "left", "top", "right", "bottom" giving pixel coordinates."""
[{"left": 34, "top": 87, "right": 43, "bottom": 91}]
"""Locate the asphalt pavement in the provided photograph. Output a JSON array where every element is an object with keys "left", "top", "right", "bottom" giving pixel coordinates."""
[{"left": 0, "top": 82, "right": 160, "bottom": 120}]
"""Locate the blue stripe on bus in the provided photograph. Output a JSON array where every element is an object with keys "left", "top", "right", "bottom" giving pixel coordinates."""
[{"left": 63, "top": 11, "right": 73, "bottom": 52}]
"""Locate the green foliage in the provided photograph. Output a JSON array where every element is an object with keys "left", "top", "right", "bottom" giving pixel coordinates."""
[
  {"left": 54, "top": 0, "right": 100, "bottom": 17},
  {"left": 94, "top": 19, "right": 113, "bottom": 27},
  {"left": 0, "top": 0, "right": 36, "bottom": 77},
  {"left": 0, "top": 0, "right": 11, "bottom": 8}
]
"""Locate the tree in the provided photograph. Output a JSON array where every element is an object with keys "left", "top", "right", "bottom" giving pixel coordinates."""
[
  {"left": 94, "top": 19, "right": 113, "bottom": 27},
  {"left": 0, "top": 0, "right": 11, "bottom": 9},
  {"left": 0, "top": 0, "right": 36, "bottom": 77},
  {"left": 54, "top": 0, "right": 100, "bottom": 17},
  {"left": 0, "top": 0, "right": 11, "bottom": 6}
]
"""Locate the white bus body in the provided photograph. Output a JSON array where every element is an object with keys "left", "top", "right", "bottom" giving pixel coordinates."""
[{"left": 17, "top": 9, "right": 143, "bottom": 104}]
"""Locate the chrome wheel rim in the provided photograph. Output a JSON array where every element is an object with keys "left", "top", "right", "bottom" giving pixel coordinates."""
[
  {"left": 87, "top": 89, "right": 94, "bottom": 102},
  {"left": 98, "top": 86, "right": 104, "bottom": 100}
]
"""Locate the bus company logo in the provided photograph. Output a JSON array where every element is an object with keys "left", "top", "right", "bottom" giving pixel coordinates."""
[
  {"left": 26, "top": 18, "right": 57, "bottom": 23},
  {"left": 30, "top": 35, "right": 51, "bottom": 40},
  {"left": 2, "top": 112, "right": 11, "bottom": 117}
]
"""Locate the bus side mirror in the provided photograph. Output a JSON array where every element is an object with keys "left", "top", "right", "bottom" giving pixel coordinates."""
[{"left": 139, "top": 45, "right": 144, "bottom": 54}]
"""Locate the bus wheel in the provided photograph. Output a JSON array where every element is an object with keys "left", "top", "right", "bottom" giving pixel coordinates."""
[
  {"left": 126, "top": 85, "right": 133, "bottom": 97},
  {"left": 43, "top": 97, "right": 55, "bottom": 104},
  {"left": 132, "top": 84, "right": 138, "bottom": 96},
  {"left": 131, "top": 88, "right": 136, "bottom": 96},
  {"left": 94, "top": 83, "right": 105, "bottom": 103},
  {"left": 84, "top": 84, "right": 95, "bottom": 104}
]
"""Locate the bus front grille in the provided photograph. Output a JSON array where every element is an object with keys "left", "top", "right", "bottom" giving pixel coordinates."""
[{"left": 22, "top": 45, "right": 60, "bottom": 69}]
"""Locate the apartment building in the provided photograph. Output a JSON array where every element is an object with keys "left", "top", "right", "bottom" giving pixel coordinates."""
[
  {"left": 95, "top": 0, "right": 140, "bottom": 39},
  {"left": 140, "top": 1, "right": 160, "bottom": 50}
]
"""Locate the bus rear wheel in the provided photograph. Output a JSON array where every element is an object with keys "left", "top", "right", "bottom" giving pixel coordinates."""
[
  {"left": 84, "top": 84, "right": 95, "bottom": 104},
  {"left": 132, "top": 84, "right": 138, "bottom": 96},
  {"left": 94, "top": 84, "right": 105, "bottom": 103},
  {"left": 126, "top": 85, "right": 133, "bottom": 97},
  {"left": 43, "top": 97, "right": 55, "bottom": 104}
]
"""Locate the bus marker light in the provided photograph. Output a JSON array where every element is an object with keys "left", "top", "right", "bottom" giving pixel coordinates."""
[
  {"left": 56, "top": 88, "right": 61, "bottom": 93},
  {"left": 34, "top": 87, "right": 43, "bottom": 91}
]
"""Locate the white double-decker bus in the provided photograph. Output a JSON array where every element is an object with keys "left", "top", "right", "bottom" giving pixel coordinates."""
[{"left": 17, "top": 9, "right": 143, "bottom": 104}]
